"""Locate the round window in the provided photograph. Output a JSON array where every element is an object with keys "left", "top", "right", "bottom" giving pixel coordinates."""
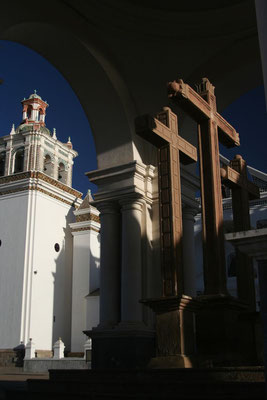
[{"left": 54, "top": 243, "right": 60, "bottom": 252}]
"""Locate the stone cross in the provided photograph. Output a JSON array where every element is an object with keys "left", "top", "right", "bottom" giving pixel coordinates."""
[
  {"left": 135, "top": 107, "right": 197, "bottom": 296},
  {"left": 221, "top": 154, "right": 260, "bottom": 307},
  {"left": 168, "top": 78, "right": 240, "bottom": 295},
  {"left": 221, "top": 155, "right": 260, "bottom": 230}
]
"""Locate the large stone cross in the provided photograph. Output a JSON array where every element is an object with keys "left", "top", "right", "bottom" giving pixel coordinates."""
[
  {"left": 135, "top": 107, "right": 197, "bottom": 297},
  {"left": 168, "top": 78, "right": 240, "bottom": 295},
  {"left": 221, "top": 154, "right": 260, "bottom": 308}
]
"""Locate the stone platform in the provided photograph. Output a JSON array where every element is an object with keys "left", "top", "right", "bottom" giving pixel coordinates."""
[
  {"left": 4, "top": 366, "right": 265, "bottom": 399},
  {"left": 24, "top": 358, "right": 90, "bottom": 373}
]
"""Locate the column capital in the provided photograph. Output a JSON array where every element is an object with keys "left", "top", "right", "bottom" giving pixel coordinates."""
[
  {"left": 95, "top": 201, "right": 120, "bottom": 215},
  {"left": 119, "top": 196, "right": 145, "bottom": 212}
]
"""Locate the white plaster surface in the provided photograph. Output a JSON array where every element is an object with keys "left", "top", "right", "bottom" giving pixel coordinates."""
[
  {"left": 0, "top": 187, "right": 77, "bottom": 351},
  {"left": 70, "top": 220, "right": 100, "bottom": 352},
  {"left": 0, "top": 192, "right": 28, "bottom": 348},
  {"left": 26, "top": 191, "right": 75, "bottom": 350}
]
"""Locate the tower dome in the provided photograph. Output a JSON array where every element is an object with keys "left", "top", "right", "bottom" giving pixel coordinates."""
[{"left": 29, "top": 91, "right": 42, "bottom": 100}]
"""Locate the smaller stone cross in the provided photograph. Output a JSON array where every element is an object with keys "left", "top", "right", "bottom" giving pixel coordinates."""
[
  {"left": 221, "top": 155, "right": 259, "bottom": 231},
  {"left": 221, "top": 154, "right": 260, "bottom": 308},
  {"left": 135, "top": 107, "right": 197, "bottom": 296}
]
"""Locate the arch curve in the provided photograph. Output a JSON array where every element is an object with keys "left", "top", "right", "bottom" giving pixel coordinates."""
[
  {"left": 0, "top": 21, "right": 140, "bottom": 169},
  {"left": 0, "top": 2, "right": 263, "bottom": 172}
]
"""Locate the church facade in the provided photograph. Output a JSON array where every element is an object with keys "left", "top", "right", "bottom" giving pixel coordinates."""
[{"left": 0, "top": 93, "right": 100, "bottom": 356}]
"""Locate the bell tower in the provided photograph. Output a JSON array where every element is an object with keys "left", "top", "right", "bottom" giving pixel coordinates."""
[
  {"left": 21, "top": 90, "right": 48, "bottom": 126},
  {"left": 0, "top": 93, "right": 83, "bottom": 353},
  {"left": 0, "top": 91, "right": 77, "bottom": 187}
]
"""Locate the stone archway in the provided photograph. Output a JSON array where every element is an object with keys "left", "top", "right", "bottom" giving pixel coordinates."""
[{"left": 0, "top": 22, "right": 140, "bottom": 170}]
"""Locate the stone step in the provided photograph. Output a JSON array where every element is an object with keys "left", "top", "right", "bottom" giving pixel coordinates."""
[
  {"left": 6, "top": 383, "right": 266, "bottom": 400},
  {"left": 5, "top": 367, "right": 265, "bottom": 400},
  {"left": 48, "top": 366, "right": 265, "bottom": 383}
]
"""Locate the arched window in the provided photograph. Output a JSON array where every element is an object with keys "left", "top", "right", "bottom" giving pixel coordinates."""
[
  {"left": 27, "top": 105, "right": 32, "bottom": 120},
  {"left": 38, "top": 108, "right": 44, "bottom": 122},
  {"left": 43, "top": 154, "right": 53, "bottom": 176},
  {"left": 58, "top": 162, "right": 67, "bottom": 184},
  {"left": 0, "top": 152, "right": 6, "bottom": 176},
  {"left": 14, "top": 148, "right": 24, "bottom": 173}
]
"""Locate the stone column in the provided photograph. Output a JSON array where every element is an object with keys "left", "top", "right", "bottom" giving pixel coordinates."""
[
  {"left": 120, "top": 197, "right": 144, "bottom": 325},
  {"left": 5, "top": 150, "right": 11, "bottom": 176},
  {"left": 97, "top": 202, "right": 120, "bottom": 328},
  {"left": 182, "top": 206, "right": 197, "bottom": 297},
  {"left": 86, "top": 162, "right": 155, "bottom": 369}
]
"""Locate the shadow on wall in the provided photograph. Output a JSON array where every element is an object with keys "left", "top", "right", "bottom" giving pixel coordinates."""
[
  {"left": 85, "top": 242, "right": 101, "bottom": 334},
  {"left": 51, "top": 208, "right": 75, "bottom": 352}
]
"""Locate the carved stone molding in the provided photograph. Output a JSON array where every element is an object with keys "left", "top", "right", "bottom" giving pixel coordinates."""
[
  {"left": 76, "top": 213, "right": 100, "bottom": 223},
  {"left": 0, "top": 185, "right": 79, "bottom": 208},
  {"left": 71, "top": 226, "right": 100, "bottom": 233},
  {"left": 0, "top": 170, "right": 82, "bottom": 198}
]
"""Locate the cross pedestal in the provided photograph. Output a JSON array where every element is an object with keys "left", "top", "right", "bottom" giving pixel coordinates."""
[
  {"left": 142, "top": 295, "right": 201, "bottom": 368},
  {"left": 195, "top": 295, "right": 259, "bottom": 366}
]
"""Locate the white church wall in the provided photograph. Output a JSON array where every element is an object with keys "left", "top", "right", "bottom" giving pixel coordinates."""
[
  {"left": 28, "top": 191, "right": 75, "bottom": 351},
  {"left": 71, "top": 232, "right": 90, "bottom": 352},
  {"left": 0, "top": 192, "right": 29, "bottom": 348},
  {"left": 70, "top": 228, "right": 100, "bottom": 352}
]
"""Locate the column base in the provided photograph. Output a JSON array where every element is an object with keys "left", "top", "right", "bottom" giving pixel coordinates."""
[
  {"left": 142, "top": 294, "right": 202, "bottom": 369},
  {"left": 84, "top": 325, "right": 155, "bottom": 370},
  {"left": 196, "top": 294, "right": 261, "bottom": 366}
]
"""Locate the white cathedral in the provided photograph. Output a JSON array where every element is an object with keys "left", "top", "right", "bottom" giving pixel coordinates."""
[{"left": 0, "top": 92, "right": 100, "bottom": 357}]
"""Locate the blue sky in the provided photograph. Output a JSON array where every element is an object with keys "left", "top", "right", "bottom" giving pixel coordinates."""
[
  {"left": 221, "top": 85, "right": 267, "bottom": 173},
  {"left": 0, "top": 40, "right": 97, "bottom": 195},
  {"left": 0, "top": 40, "right": 266, "bottom": 197}
]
